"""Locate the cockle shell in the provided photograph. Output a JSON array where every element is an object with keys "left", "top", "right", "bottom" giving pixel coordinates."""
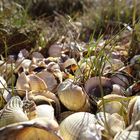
[
  {"left": 57, "top": 79, "right": 90, "bottom": 111},
  {"left": 128, "top": 96, "right": 140, "bottom": 124},
  {"left": 0, "top": 118, "right": 62, "bottom": 140},
  {"left": 0, "top": 96, "right": 28, "bottom": 127},
  {"left": 59, "top": 112, "right": 103, "bottom": 140},
  {"left": 114, "top": 130, "right": 140, "bottom": 140},
  {"left": 96, "top": 112, "right": 125, "bottom": 137}
]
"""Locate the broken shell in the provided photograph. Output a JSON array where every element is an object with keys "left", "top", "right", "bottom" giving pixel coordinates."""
[
  {"left": 57, "top": 79, "right": 90, "bottom": 111},
  {"left": 29, "top": 91, "right": 61, "bottom": 117},
  {"left": 0, "top": 96, "right": 28, "bottom": 127},
  {"left": 85, "top": 77, "right": 113, "bottom": 98},
  {"left": 0, "top": 118, "right": 62, "bottom": 140},
  {"left": 16, "top": 72, "right": 48, "bottom": 97},
  {"left": 128, "top": 96, "right": 140, "bottom": 124},
  {"left": 59, "top": 112, "right": 103, "bottom": 140}
]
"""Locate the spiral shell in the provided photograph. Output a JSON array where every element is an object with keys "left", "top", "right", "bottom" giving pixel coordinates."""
[
  {"left": 59, "top": 112, "right": 103, "bottom": 140},
  {"left": 0, "top": 96, "right": 28, "bottom": 127}
]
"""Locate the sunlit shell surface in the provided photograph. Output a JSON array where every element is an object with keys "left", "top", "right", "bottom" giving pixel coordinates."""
[
  {"left": 57, "top": 80, "right": 89, "bottom": 111},
  {"left": 0, "top": 96, "right": 28, "bottom": 127},
  {"left": 37, "top": 70, "right": 61, "bottom": 92},
  {"left": 36, "top": 104, "right": 55, "bottom": 120},
  {"left": 0, "top": 118, "right": 62, "bottom": 140},
  {"left": 59, "top": 112, "right": 103, "bottom": 140}
]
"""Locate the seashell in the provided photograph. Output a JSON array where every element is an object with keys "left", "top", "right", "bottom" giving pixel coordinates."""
[
  {"left": 15, "top": 59, "right": 32, "bottom": 74},
  {"left": 85, "top": 77, "right": 113, "bottom": 98},
  {"left": 103, "top": 58, "right": 124, "bottom": 74},
  {"left": 16, "top": 72, "right": 30, "bottom": 96},
  {"left": 37, "top": 70, "right": 62, "bottom": 93},
  {"left": 59, "top": 112, "right": 103, "bottom": 140},
  {"left": 107, "top": 113, "right": 125, "bottom": 136},
  {"left": 0, "top": 96, "right": 28, "bottom": 127},
  {"left": 128, "top": 96, "right": 140, "bottom": 124},
  {"left": 114, "top": 130, "right": 140, "bottom": 140},
  {"left": 96, "top": 112, "right": 125, "bottom": 137},
  {"left": 29, "top": 91, "right": 61, "bottom": 117},
  {"left": 63, "top": 58, "right": 77, "bottom": 72},
  {"left": 96, "top": 112, "right": 111, "bottom": 127},
  {"left": 110, "top": 71, "right": 133, "bottom": 89},
  {"left": 0, "top": 118, "right": 62, "bottom": 140},
  {"left": 112, "top": 84, "right": 125, "bottom": 96},
  {"left": 98, "top": 100, "right": 126, "bottom": 115},
  {"left": 31, "top": 52, "right": 44, "bottom": 59},
  {"left": 36, "top": 104, "right": 55, "bottom": 120},
  {"left": 48, "top": 44, "right": 63, "bottom": 57},
  {"left": 16, "top": 72, "right": 48, "bottom": 97},
  {"left": 28, "top": 74, "right": 48, "bottom": 91},
  {"left": 58, "top": 111, "right": 75, "bottom": 123},
  {"left": 57, "top": 79, "right": 90, "bottom": 111},
  {"left": 126, "top": 81, "right": 140, "bottom": 96}
]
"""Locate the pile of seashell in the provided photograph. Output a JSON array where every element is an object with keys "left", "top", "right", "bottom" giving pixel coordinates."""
[{"left": 0, "top": 39, "right": 140, "bottom": 140}]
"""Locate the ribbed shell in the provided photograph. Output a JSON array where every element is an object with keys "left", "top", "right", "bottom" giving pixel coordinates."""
[
  {"left": 114, "top": 131, "right": 140, "bottom": 140},
  {"left": 0, "top": 96, "right": 28, "bottom": 127},
  {"left": 59, "top": 112, "right": 102, "bottom": 140}
]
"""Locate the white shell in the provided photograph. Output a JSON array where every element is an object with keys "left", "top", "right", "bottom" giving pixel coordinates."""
[
  {"left": 114, "top": 131, "right": 140, "bottom": 140},
  {"left": 59, "top": 112, "right": 102, "bottom": 140},
  {"left": 0, "top": 96, "right": 28, "bottom": 127},
  {"left": 36, "top": 104, "right": 55, "bottom": 120}
]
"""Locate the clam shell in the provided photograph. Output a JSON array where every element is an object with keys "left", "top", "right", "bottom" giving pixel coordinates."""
[
  {"left": 36, "top": 104, "right": 55, "bottom": 120},
  {"left": 57, "top": 79, "right": 90, "bottom": 111},
  {"left": 128, "top": 96, "right": 140, "bottom": 124},
  {"left": 85, "top": 77, "right": 113, "bottom": 98},
  {"left": 96, "top": 112, "right": 125, "bottom": 137},
  {"left": 59, "top": 112, "right": 102, "bottom": 140},
  {"left": 0, "top": 118, "right": 62, "bottom": 140},
  {"left": 114, "top": 131, "right": 140, "bottom": 140},
  {"left": 16, "top": 72, "right": 48, "bottom": 96},
  {"left": 0, "top": 96, "right": 28, "bottom": 127},
  {"left": 37, "top": 70, "right": 61, "bottom": 92}
]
